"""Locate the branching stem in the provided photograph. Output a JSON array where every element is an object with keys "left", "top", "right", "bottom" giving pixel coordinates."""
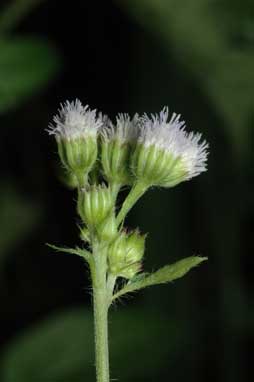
[{"left": 116, "top": 182, "right": 148, "bottom": 226}]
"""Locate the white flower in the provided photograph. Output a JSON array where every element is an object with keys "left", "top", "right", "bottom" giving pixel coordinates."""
[
  {"left": 48, "top": 99, "right": 103, "bottom": 141},
  {"left": 101, "top": 113, "right": 139, "bottom": 142},
  {"left": 47, "top": 100, "right": 103, "bottom": 187},
  {"left": 138, "top": 107, "right": 209, "bottom": 180}
]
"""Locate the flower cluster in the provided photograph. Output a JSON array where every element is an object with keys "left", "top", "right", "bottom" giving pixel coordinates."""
[
  {"left": 48, "top": 99, "right": 209, "bottom": 382},
  {"left": 48, "top": 99, "right": 208, "bottom": 281},
  {"left": 49, "top": 100, "right": 208, "bottom": 188}
]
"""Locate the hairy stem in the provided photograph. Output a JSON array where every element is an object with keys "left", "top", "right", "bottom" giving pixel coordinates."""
[
  {"left": 116, "top": 182, "right": 148, "bottom": 226},
  {"left": 110, "top": 182, "right": 121, "bottom": 204},
  {"left": 91, "top": 243, "right": 110, "bottom": 382},
  {"left": 106, "top": 273, "right": 116, "bottom": 307}
]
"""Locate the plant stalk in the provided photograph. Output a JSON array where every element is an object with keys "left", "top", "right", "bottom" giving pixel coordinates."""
[
  {"left": 116, "top": 181, "right": 148, "bottom": 226},
  {"left": 91, "top": 244, "right": 110, "bottom": 382}
]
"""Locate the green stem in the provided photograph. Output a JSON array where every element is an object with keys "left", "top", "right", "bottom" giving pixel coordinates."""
[
  {"left": 116, "top": 182, "right": 148, "bottom": 226},
  {"left": 76, "top": 171, "right": 88, "bottom": 190},
  {"left": 106, "top": 273, "right": 117, "bottom": 307},
  {"left": 110, "top": 182, "right": 121, "bottom": 204},
  {"left": 91, "top": 244, "right": 110, "bottom": 382}
]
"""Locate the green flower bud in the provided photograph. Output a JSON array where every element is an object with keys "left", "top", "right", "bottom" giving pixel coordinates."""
[
  {"left": 78, "top": 185, "right": 114, "bottom": 228},
  {"left": 108, "top": 230, "right": 146, "bottom": 279},
  {"left": 100, "top": 114, "right": 139, "bottom": 185},
  {"left": 97, "top": 214, "right": 118, "bottom": 242},
  {"left": 48, "top": 100, "right": 103, "bottom": 187}
]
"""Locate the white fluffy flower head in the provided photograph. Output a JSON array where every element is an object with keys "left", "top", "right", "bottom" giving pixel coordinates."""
[
  {"left": 101, "top": 113, "right": 139, "bottom": 142},
  {"left": 138, "top": 107, "right": 209, "bottom": 179},
  {"left": 48, "top": 99, "right": 103, "bottom": 141}
]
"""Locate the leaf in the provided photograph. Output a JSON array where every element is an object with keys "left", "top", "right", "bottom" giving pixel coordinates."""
[
  {"left": 113, "top": 256, "right": 207, "bottom": 301},
  {"left": 0, "top": 37, "right": 60, "bottom": 113},
  {"left": 46, "top": 243, "right": 91, "bottom": 262},
  {"left": 2, "top": 307, "right": 187, "bottom": 382}
]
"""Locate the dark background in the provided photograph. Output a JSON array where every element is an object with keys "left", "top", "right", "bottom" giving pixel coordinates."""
[{"left": 0, "top": 0, "right": 253, "bottom": 381}]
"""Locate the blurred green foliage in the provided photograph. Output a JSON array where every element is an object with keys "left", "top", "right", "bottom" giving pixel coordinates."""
[
  {"left": 0, "top": 183, "right": 41, "bottom": 263},
  {"left": 1, "top": 307, "right": 187, "bottom": 382},
  {"left": 0, "top": 37, "right": 60, "bottom": 113},
  {"left": 0, "top": 1, "right": 59, "bottom": 265},
  {"left": 121, "top": 0, "right": 254, "bottom": 157}
]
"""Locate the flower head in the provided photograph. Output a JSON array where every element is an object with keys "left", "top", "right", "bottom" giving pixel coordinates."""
[
  {"left": 48, "top": 99, "right": 102, "bottom": 140},
  {"left": 101, "top": 113, "right": 139, "bottom": 142},
  {"left": 131, "top": 107, "right": 209, "bottom": 187},
  {"left": 48, "top": 100, "right": 103, "bottom": 187},
  {"left": 100, "top": 113, "right": 139, "bottom": 185}
]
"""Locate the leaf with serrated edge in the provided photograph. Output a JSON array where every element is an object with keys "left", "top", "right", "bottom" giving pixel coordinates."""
[
  {"left": 46, "top": 243, "right": 91, "bottom": 262},
  {"left": 112, "top": 256, "right": 207, "bottom": 301}
]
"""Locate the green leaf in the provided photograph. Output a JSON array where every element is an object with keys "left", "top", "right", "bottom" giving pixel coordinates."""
[
  {"left": 112, "top": 256, "right": 207, "bottom": 301},
  {"left": 0, "top": 37, "right": 60, "bottom": 113},
  {"left": 2, "top": 307, "right": 187, "bottom": 382},
  {"left": 46, "top": 243, "right": 91, "bottom": 262}
]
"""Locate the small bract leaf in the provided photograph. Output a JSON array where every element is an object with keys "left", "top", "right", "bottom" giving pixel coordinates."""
[
  {"left": 112, "top": 256, "right": 207, "bottom": 301},
  {"left": 46, "top": 243, "right": 91, "bottom": 262}
]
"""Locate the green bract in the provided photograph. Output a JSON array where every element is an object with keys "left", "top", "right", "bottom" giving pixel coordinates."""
[
  {"left": 100, "top": 114, "right": 139, "bottom": 186},
  {"left": 57, "top": 136, "right": 97, "bottom": 186},
  {"left": 131, "top": 143, "right": 187, "bottom": 187},
  {"left": 101, "top": 138, "right": 133, "bottom": 185}
]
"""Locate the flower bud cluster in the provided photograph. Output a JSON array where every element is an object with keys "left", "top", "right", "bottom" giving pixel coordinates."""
[
  {"left": 48, "top": 99, "right": 208, "bottom": 190},
  {"left": 48, "top": 99, "right": 209, "bottom": 281}
]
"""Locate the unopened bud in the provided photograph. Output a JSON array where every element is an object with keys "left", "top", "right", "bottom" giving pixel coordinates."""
[
  {"left": 108, "top": 230, "right": 146, "bottom": 279},
  {"left": 78, "top": 184, "right": 114, "bottom": 228},
  {"left": 97, "top": 214, "right": 118, "bottom": 242}
]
